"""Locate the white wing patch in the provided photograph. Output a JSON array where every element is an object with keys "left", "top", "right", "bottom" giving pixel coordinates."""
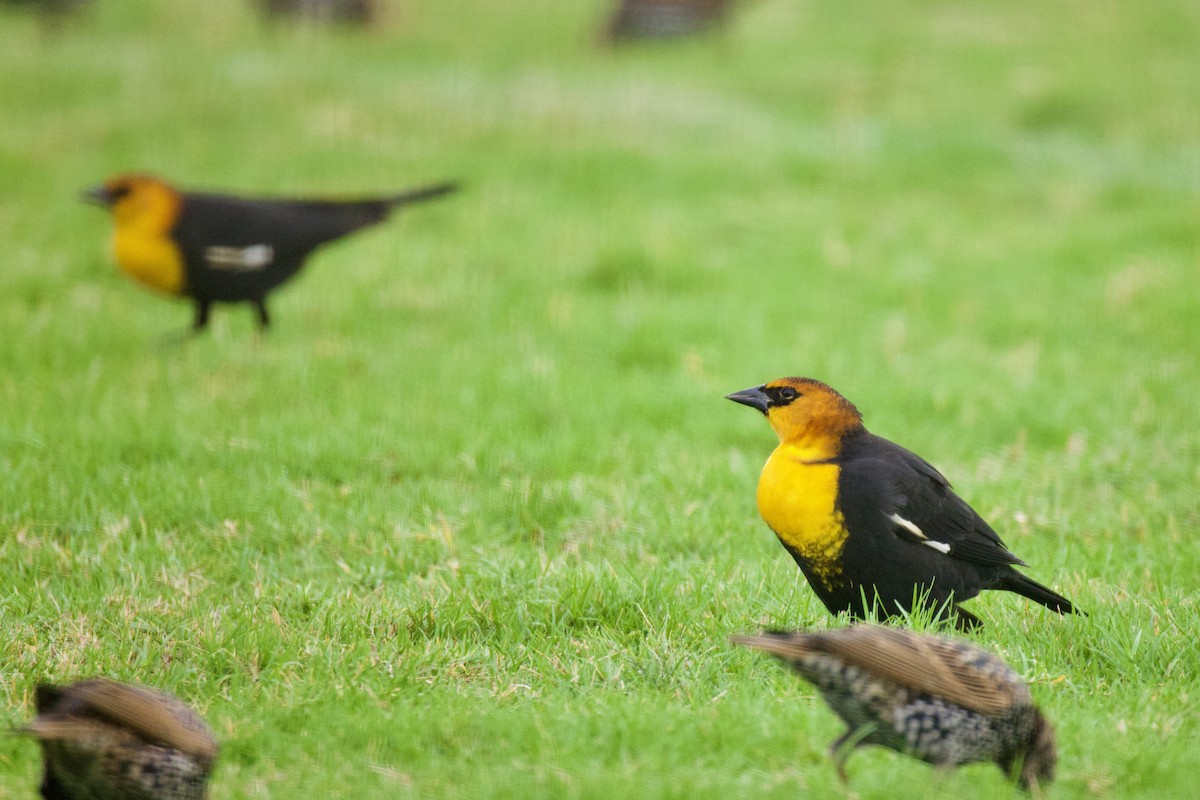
[
  {"left": 888, "top": 513, "right": 925, "bottom": 539},
  {"left": 889, "top": 512, "right": 953, "bottom": 555},
  {"left": 205, "top": 244, "right": 274, "bottom": 271}
]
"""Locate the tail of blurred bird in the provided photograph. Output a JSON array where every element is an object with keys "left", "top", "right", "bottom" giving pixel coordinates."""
[{"left": 386, "top": 182, "right": 459, "bottom": 209}]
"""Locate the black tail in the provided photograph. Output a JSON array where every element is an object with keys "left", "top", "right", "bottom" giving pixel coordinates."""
[
  {"left": 1001, "top": 570, "right": 1081, "bottom": 615},
  {"left": 386, "top": 182, "right": 459, "bottom": 209}
]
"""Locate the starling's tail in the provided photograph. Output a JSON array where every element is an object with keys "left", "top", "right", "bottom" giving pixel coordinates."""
[
  {"left": 1000, "top": 571, "right": 1081, "bottom": 616},
  {"left": 730, "top": 631, "right": 818, "bottom": 660},
  {"left": 385, "top": 182, "right": 459, "bottom": 209}
]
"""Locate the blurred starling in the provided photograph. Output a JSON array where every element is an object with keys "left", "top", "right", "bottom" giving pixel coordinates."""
[
  {"left": 732, "top": 626, "right": 1056, "bottom": 790},
  {"left": 604, "top": 0, "right": 733, "bottom": 42},
  {"left": 22, "top": 679, "right": 218, "bottom": 800},
  {"left": 257, "top": 0, "right": 374, "bottom": 24}
]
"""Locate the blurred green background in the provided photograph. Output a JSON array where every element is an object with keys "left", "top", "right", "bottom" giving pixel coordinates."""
[{"left": 0, "top": 1, "right": 1197, "bottom": 798}]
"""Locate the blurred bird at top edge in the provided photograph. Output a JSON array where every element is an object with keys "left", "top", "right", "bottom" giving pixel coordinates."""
[
  {"left": 0, "top": 0, "right": 92, "bottom": 29},
  {"left": 603, "top": 0, "right": 735, "bottom": 42},
  {"left": 255, "top": 0, "right": 375, "bottom": 25}
]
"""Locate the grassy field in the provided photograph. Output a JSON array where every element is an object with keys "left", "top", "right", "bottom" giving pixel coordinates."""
[{"left": 1, "top": 0, "right": 1198, "bottom": 797}]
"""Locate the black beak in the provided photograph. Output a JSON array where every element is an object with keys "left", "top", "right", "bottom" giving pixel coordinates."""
[
  {"left": 81, "top": 185, "right": 114, "bottom": 206},
  {"left": 726, "top": 385, "right": 771, "bottom": 414}
]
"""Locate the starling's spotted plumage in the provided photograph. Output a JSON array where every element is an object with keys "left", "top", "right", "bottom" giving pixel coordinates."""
[
  {"left": 23, "top": 679, "right": 218, "bottom": 800},
  {"left": 604, "top": 0, "right": 733, "bottom": 41},
  {"left": 727, "top": 377, "right": 1080, "bottom": 630},
  {"left": 732, "top": 625, "right": 1057, "bottom": 789}
]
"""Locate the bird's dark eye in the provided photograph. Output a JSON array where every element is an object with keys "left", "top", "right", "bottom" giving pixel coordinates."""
[
  {"left": 109, "top": 184, "right": 132, "bottom": 202},
  {"left": 779, "top": 387, "right": 798, "bottom": 401}
]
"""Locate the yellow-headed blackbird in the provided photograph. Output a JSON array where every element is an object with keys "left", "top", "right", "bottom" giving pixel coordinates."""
[
  {"left": 22, "top": 678, "right": 218, "bottom": 800},
  {"left": 604, "top": 0, "right": 733, "bottom": 41},
  {"left": 726, "top": 377, "right": 1079, "bottom": 630},
  {"left": 732, "top": 625, "right": 1056, "bottom": 789},
  {"left": 84, "top": 173, "right": 458, "bottom": 332}
]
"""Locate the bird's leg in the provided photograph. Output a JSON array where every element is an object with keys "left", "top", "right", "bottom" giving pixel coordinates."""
[
  {"left": 193, "top": 300, "right": 211, "bottom": 332},
  {"left": 829, "top": 731, "right": 854, "bottom": 784},
  {"left": 154, "top": 301, "right": 209, "bottom": 348},
  {"left": 253, "top": 298, "right": 270, "bottom": 330},
  {"left": 829, "top": 723, "right": 877, "bottom": 785},
  {"left": 930, "top": 764, "right": 954, "bottom": 794}
]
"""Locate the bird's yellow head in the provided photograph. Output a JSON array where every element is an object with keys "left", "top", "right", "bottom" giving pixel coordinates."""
[
  {"left": 82, "top": 173, "right": 181, "bottom": 230},
  {"left": 726, "top": 376, "right": 863, "bottom": 447}
]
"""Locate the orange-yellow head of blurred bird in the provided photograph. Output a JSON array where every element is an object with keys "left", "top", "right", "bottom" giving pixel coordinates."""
[{"left": 83, "top": 173, "right": 187, "bottom": 296}]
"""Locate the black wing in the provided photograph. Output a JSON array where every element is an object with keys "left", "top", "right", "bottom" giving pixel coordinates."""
[
  {"left": 172, "top": 193, "right": 394, "bottom": 299},
  {"left": 837, "top": 432, "right": 1025, "bottom": 569}
]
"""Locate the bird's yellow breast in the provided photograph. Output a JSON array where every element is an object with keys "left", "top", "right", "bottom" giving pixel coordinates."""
[
  {"left": 756, "top": 443, "right": 848, "bottom": 589},
  {"left": 112, "top": 226, "right": 186, "bottom": 295}
]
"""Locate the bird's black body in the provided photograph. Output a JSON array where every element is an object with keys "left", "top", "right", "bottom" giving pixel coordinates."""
[
  {"left": 814, "top": 429, "right": 1076, "bottom": 629},
  {"left": 175, "top": 185, "right": 456, "bottom": 330}
]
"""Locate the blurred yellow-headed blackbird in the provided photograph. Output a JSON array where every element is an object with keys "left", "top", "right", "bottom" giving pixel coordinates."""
[
  {"left": 732, "top": 626, "right": 1057, "bottom": 789},
  {"left": 604, "top": 0, "right": 733, "bottom": 41},
  {"left": 22, "top": 678, "right": 218, "bottom": 800},
  {"left": 727, "top": 377, "right": 1079, "bottom": 630},
  {"left": 84, "top": 173, "right": 458, "bottom": 333}
]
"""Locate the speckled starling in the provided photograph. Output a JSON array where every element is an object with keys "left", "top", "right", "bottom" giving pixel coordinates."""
[
  {"left": 604, "top": 0, "right": 734, "bottom": 42},
  {"left": 732, "top": 625, "right": 1057, "bottom": 790},
  {"left": 22, "top": 679, "right": 218, "bottom": 800}
]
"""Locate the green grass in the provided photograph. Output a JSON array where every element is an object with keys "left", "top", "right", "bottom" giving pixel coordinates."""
[{"left": 1, "top": 0, "right": 1198, "bottom": 797}]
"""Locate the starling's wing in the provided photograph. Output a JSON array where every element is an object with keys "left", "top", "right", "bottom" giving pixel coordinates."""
[
  {"left": 840, "top": 434, "right": 1026, "bottom": 568},
  {"left": 44, "top": 680, "right": 218, "bottom": 762},
  {"left": 734, "top": 627, "right": 1028, "bottom": 716}
]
